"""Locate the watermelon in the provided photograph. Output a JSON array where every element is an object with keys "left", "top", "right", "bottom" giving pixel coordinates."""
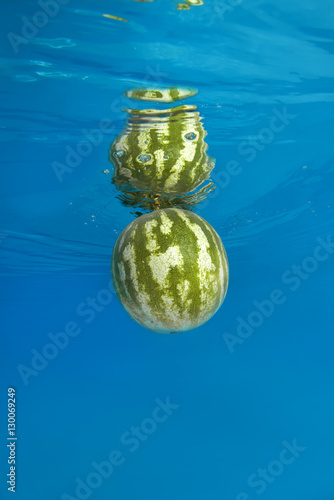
[
  {"left": 111, "top": 208, "right": 229, "bottom": 333},
  {"left": 109, "top": 104, "right": 215, "bottom": 196}
]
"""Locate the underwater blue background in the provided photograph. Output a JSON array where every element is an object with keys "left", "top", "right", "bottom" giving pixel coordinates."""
[{"left": 1, "top": 0, "right": 334, "bottom": 499}]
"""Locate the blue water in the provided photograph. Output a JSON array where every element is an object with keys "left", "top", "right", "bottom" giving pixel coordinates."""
[{"left": 1, "top": 1, "right": 334, "bottom": 499}]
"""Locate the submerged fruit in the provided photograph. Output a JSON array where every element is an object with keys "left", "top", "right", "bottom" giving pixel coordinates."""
[{"left": 111, "top": 208, "right": 229, "bottom": 333}]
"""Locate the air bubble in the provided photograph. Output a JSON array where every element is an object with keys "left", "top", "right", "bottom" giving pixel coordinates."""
[
  {"left": 114, "top": 150, "right": 124, "bottom": 158},
  {"left": 138, "top": 154, "right": 151, "bottom": 163},
  {"left": 185, "top": 132, "right": 196, "bottom": 140}
]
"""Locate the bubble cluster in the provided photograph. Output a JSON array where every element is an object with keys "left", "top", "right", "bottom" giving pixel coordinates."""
[{"left": 138, "top": 154, "right": 152, "bottom": 163}]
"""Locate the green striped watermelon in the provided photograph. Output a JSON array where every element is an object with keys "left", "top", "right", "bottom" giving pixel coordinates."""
[
  {"left": 109, "top": 105, "right": 215, "bottom": 196},
  {"left": 111, "top": 208, "right": 229, "bottom": 333}
]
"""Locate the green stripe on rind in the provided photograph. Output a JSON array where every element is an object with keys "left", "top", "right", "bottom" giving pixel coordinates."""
[{"left": 111, "top": 208, "right": 229, "bottom": 334}]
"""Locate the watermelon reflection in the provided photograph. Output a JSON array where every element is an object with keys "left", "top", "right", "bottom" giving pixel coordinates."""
[{"left": 109, "top": 103, "right": 216, "bottom": 212}]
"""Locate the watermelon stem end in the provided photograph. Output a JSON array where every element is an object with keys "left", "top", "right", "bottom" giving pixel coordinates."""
[{"left": 153, "top": 195, "right": 160, "bottom": 210}]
